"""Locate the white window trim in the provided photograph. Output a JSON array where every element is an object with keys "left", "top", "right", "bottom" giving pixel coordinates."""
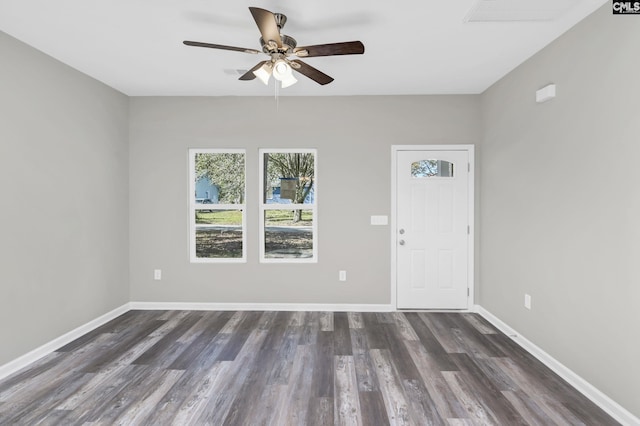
[
  {"left": 259, "top": 148, "right": 318, "bottom": 263},
  {"left": 189, "top": 148, "right": 247, "bottom": 263}
]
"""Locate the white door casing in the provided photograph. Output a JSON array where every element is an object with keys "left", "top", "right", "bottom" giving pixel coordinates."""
[{"left": 393, "top": 146, "right": 473, "bottom": 309}]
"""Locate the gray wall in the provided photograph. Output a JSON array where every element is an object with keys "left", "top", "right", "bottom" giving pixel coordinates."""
[
  {"left": 129, "top": 96, "right": 480, "bottom": 304},
  {"left": 480, "top": 4, "right": 640, "bottom": 418},
  {"left": 0, "top": 32, "right": 130, "bottom": 365}
]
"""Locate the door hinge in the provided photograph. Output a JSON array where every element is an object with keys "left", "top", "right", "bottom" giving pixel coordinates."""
[
  {"left": 467, "top": 225, "right": 470, "bottom": 234},
  {"left": 468, "top": 163, "right": 470, "bottom": 172},
  {"left": 468, "top": 288, "right": 470, "bottom": 296}
]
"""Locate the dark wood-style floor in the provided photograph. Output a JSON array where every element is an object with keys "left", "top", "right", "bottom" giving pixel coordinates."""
[{"left": 0, "top": 310, "right": 618, "bottom": 425}]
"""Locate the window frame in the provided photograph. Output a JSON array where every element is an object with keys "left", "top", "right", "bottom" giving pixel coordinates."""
[
  {"left": 259, "top": 148, "right": 318, "bottom": 263},
  {"left": 189, "top": 148, "right": 247, "bottom": 263}
]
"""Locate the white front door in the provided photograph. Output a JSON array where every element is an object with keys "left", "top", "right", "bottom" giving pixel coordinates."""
[{"left": 395, "top": 149, "right": 471, "bottom": 309}]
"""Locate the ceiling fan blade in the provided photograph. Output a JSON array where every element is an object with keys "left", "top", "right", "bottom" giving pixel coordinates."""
[
  {"left": 239, "top": 61, "right": 269, "bottom": 81},
  {"left": 249, "top": 7, "right": 282, "bottom": 48},
  {"left": 293, "top": 41, "right": 364, "bottom": 58},
  {"left": 290, "top": 60, "right": 334, "bottom": 85},
  {"left": 183, "top": 40, "right": 260, "bottom": 54}
]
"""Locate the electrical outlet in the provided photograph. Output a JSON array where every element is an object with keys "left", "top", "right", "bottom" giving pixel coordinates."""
[
  {"left": 524, "top": 294, "right": 531, "bottom": 310},
  {"left": 339, "top": 270, "right": 347, "bottom": 281},
  {"left": 154, "top": 269, "right": 162, "bottom": 280}
]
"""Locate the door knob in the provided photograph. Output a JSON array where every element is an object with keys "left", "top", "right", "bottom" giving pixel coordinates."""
[
  {"left": 399, "top": 240, "right": 405, "bottom": 245},
  {"left": 399, "top": 229, "right": 405, "bottom": 234}
]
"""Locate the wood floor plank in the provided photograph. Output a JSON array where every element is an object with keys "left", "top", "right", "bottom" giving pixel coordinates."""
[
  {"left": 312, "top": 330, "right": 335, "bottom": 398},
  {"left": 379, "top": 323, "right": 422, "bottom": 381},
  {"left": 489, "top": 330, "right": 619, "bottom": 426},
  {"left": 222, "top": 326, "right": 302, "bottom": 425},
  {"left": 0, "top": 352, "right": 65, "bottom": 399},
  {"left": 353, "top": 349, "right": 380, "bottom": 392},
  {"left": 334, "top": 355, "right": 363, "bottom": 426},
  {"left": 450, "top": 353, "right": 527, "bottom": 425},
  {"left": 358, "top": 390, "right": 390, "bottom": 426},
  {"left": 216, "top": 311, "right": 264, "bottom": 361},
  {"left": 333, "top": 312, "right": 353, "bottom": 356},
  {"left": 267, "top": 324, "right": 302, "bottom": 385},
  {"left": 168, "top": 310, "right": 235, "bottom": 370},
  {"left": 90, "top": 366, "right": 178, "bottom": 424},
  {"left": 0, "top": 333, "right": 114, "bottom": 404},
  {"left": 502, "top": 390, "right": 557, "bottom": 426},
  {"left": 168, "top": 362, "right": 232, "bottom": 425},
  {"left": 0, "top": 310, "right": 620, "bottom": 425},
  {"left": 370, "top": 349, "right": 413, "bottom": 425},
  {"left": 55, "top": 310, "right": 143, "bottom": 353},
  {"left": 361, "top": 312, "right": 389, "bottom": 350},
  {"left": 260, "top": 311, "right": 292, "bottom": 351},
  {"left": 403, "top": 340, "right": 468, "bottom": 420},
  {"left": 348, "top": 312, "right": 364, "bottom": 329},
  {"left": 419, "top": 313, "right": 467, "bottom": 354},
  {"left": 80, "top": 318, "right": 167, "bottom": 373},
  {"left": 0, "top": 369, "right": 93, "bottom": 425},
  {"left": 111, "top": 368, "right": 184, "bottom": 425},
  {"left": 402, "top": 378, "right": 446, "bottom": 426},
  {"left": 278, "top": 344, "right": 315, "bottom": 425},
  {"left": 392, "top": 312, "right": 420, "bottom": 341},
  {"left": 319, "top": 311, "right": 334, "bottom": 331},
  {"left": 461, "top": 313, "right": 498, "bottom": 335},
  {"left": 300, "top": 311, "right": 320, "bottom": 345},
  {"left": 445, "top": 314, "right": 506, "bottom": 359},
  {"left": 442, "top": 370, "right": 501, "bottom": 425},
  {"left": 307, "top": 396, "right": 334, "bottom": 426},
  {"left": 144, "top": 361, "right": 229, "bottom": 425},
  {"left": 288, "top": 310, "right": 307, "bottom": 327},
  {"left": 257, "top": 310, "right": 278, "bottom": 330},
  {"left": 493, "top": 356, "right": 591, "bottom": 425},
  {"left": 59, "top": 364, "right": 151, "bottom": 424},
  {"left": 194, "top": 329, "right": 268, "bottom": 424},
  {"left": 404, "top": 313, "right": 459, "bottom": 372}
]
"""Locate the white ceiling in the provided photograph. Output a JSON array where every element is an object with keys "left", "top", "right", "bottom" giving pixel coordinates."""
[{"left": 0, "top": 0, "right": 607, "bottom": 96}]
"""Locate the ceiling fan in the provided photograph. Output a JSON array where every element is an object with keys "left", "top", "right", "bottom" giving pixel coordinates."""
[{"left": 183, "top": 7, "right": 365, "bottom": 88}]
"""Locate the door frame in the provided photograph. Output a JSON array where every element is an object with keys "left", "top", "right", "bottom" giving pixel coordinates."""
[{"left": 391, "top": 145, "right": 475, "bottom": 310}]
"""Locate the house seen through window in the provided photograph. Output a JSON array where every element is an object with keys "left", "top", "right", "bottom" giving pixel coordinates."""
[
  {"left": 189, "top": 149, "right": 246, "bottom": 262},
  {"left": 260, "top": 149, "right": 317, "bottom": 262}
]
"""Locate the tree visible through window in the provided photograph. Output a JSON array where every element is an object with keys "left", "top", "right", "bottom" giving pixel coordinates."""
[
  {"left": 189, "top": 149, "right": 246, "bottom": 262},
  {"left": 260, "top": 150, "right": 317, "bottom": 262}
]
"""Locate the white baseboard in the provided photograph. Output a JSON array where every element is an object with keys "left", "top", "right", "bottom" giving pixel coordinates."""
[
  {"left": 474, "top": 305, "right": 639, "bottom": 426},
  {"left": 129, "top": 301, "right": 394, "bottom": 312},
  {"left": 0, "top": 303, "right": 130, "bottom": 381}
]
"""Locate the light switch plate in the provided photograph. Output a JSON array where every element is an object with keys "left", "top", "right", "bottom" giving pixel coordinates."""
[{"left": 370, "top": 215, "right": 388, "bottom": 225}]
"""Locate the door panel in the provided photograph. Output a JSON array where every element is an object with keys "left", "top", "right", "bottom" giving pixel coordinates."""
[{"left": 396, "top": 150, "right": 469, "bottom": 309}]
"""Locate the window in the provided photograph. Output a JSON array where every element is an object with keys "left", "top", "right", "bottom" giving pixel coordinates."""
[
  {"left": 189, "top": 149, "right": 246, "bottom": 262},
  {"left": 259, "top": 149, "right": 317, "bottom": 262},
  {"left": 411, "top": 159, "right": 454, "bottom": 178}
]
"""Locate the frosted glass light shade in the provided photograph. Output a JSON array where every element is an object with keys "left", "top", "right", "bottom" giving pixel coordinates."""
[{"left": 253, "top": 63, "right": 272, "bottom": 85}]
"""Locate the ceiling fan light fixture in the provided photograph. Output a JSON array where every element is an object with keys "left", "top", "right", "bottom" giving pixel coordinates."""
[
  {"left": 280, "top": 74, "right": 298, "bottom": 88},
  {"left": 272, "top": 60, "right": 291, "bottom": 80},
  {"left": 253, "top": 62, "right": 272, "bottom": 85},
  {"left": 272, "top": 59, "right": 297, "bottom": 87}
]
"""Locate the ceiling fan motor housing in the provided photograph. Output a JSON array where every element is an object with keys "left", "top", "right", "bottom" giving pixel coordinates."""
[{"left": 260, "top": 34, "right": 297, "bottom": 55}]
